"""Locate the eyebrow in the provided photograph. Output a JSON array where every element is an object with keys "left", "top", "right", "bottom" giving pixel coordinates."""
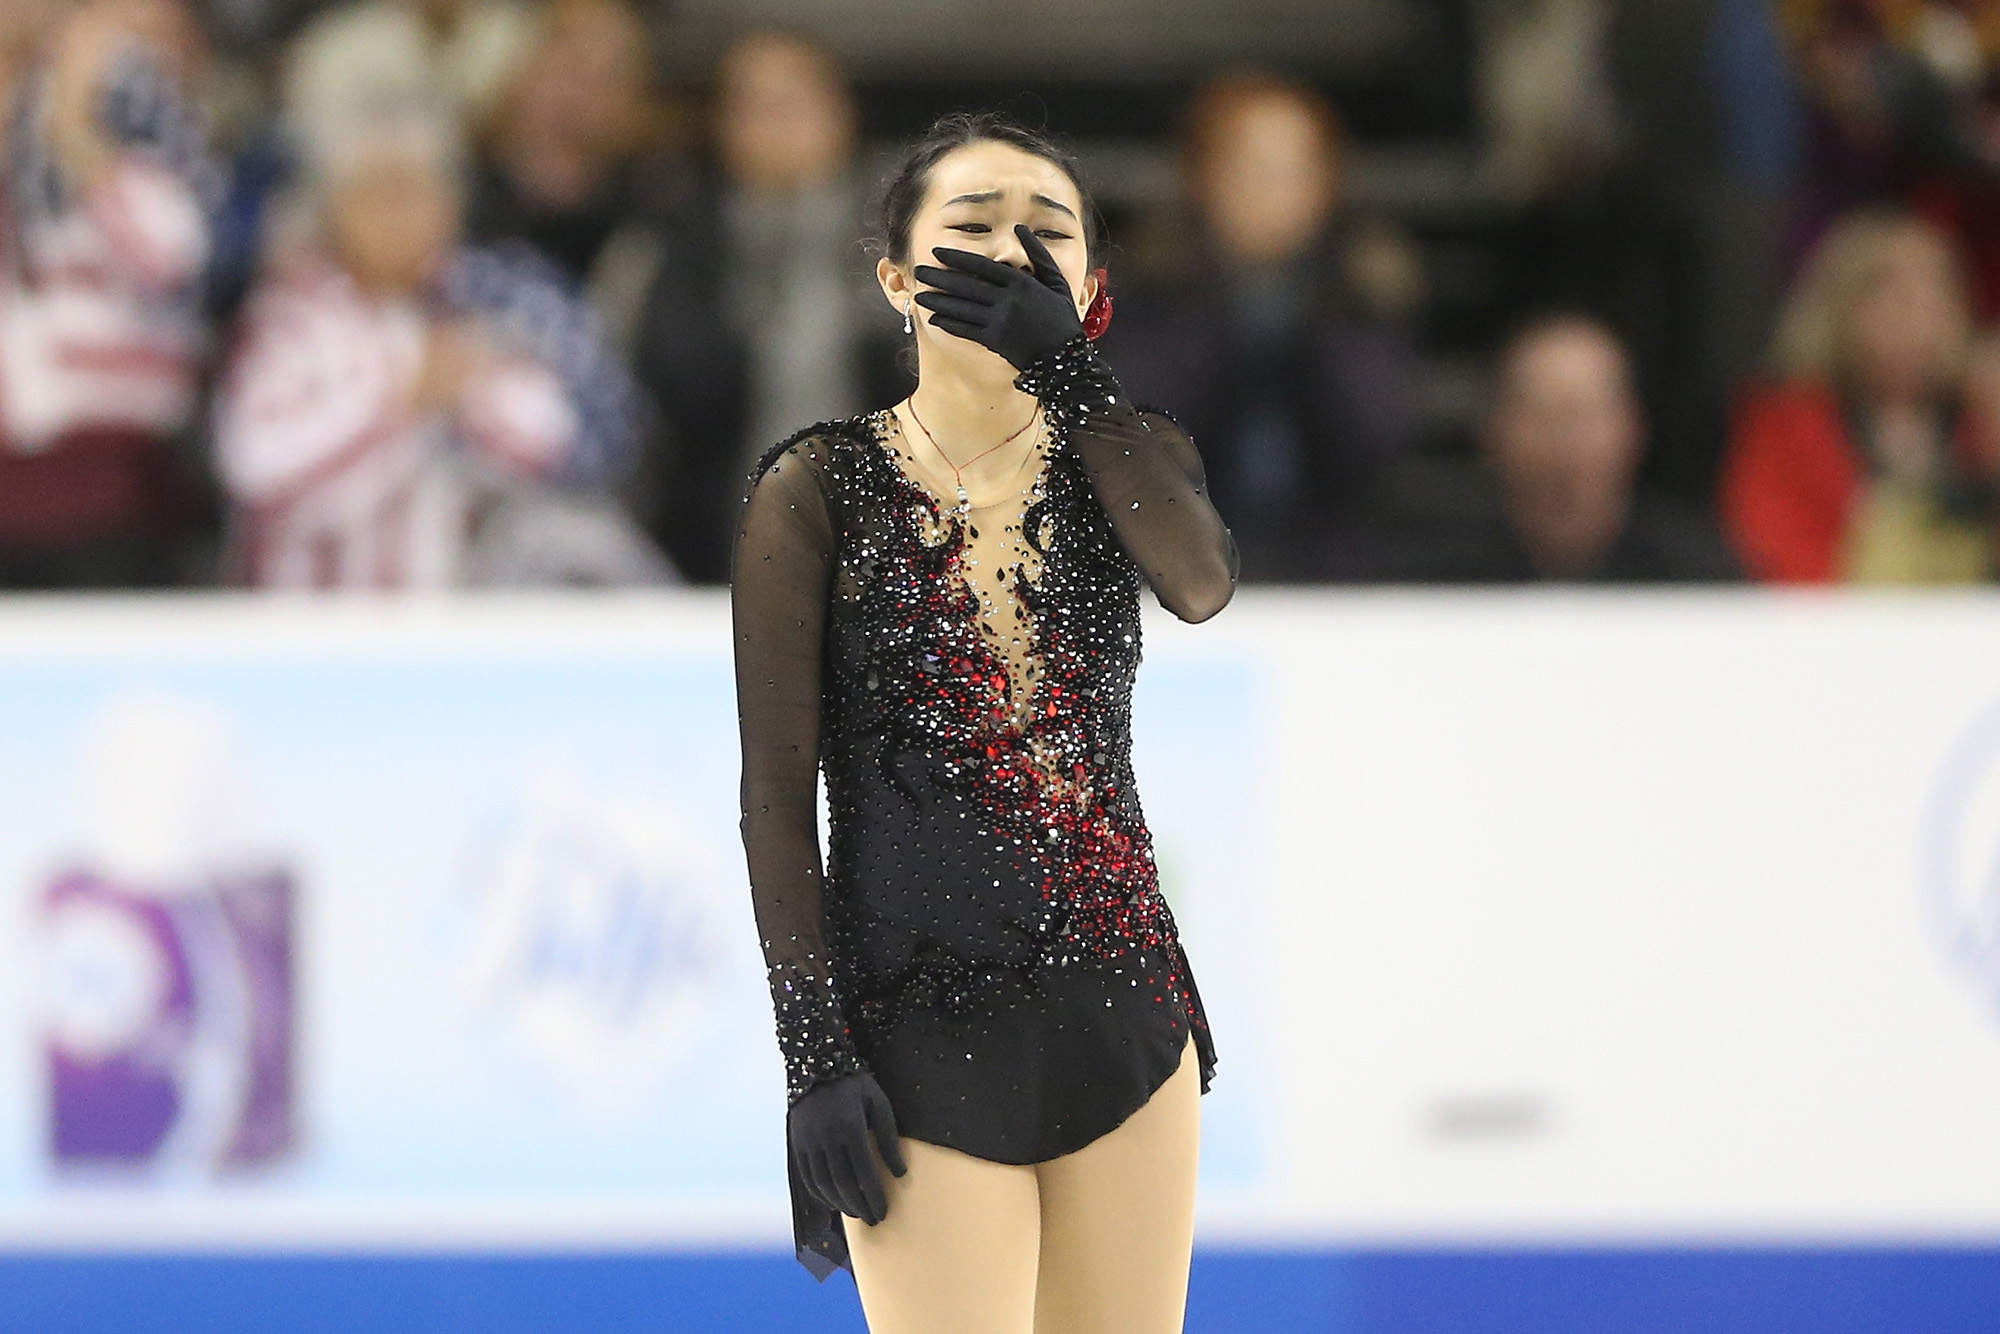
[{"left": 942, "top": 190, "right": 1079, "bottom": 222}]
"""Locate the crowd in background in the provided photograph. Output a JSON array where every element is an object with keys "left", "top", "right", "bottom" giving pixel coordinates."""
[{"left": 1, "top": 0, "right": 1999, "bottom": 589}]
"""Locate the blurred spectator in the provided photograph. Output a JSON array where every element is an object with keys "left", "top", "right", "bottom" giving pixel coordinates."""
[
  {"left": 466, "top": 0, "right": 671, "bottom": 351},
  {"left": 270, "top": 0, "right": 537, "bottom": 314},
  {"left": 283, "top": 0, "right": 532, "bottom": 153},
  {"left": 1441, "top": 315, "right": 1739, "bottom": 582},
  {"left": 1101, "top": 70, "right": 1420, "bottom": 581},
  {"left": 1723, "top": 208, "right": 2000, "bottom": 583},
  {"left": 213, "top": 100, "right": 668, "bottom": 588},
  {"left": 1857, "top": 1, "right": 2000, "bottom": 323},
  {"left": 1786, "top": 0, "right": 1994, "bottom": 266},
  {"left": 0, "top": 1, "right": 67, "bottom": 109},
  {"left": 0, "top": 0, "right": 214, "bottom": 587},
  {"left": 628, "top": 28, "right": 904, "bottom": 584},
  {"left": 1475, "top": 0, "right": 1619, "bottom": 204},
  {"left": 1506, "top": 0, "right": 1803, "bottom": 506}
]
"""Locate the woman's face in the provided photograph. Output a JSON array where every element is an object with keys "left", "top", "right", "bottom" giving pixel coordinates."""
[
  {"left": 328, "top": 157, "right": 461, "bottom": 295},
  {"left": 1194, "top": 94, "right": 1336, "bottom": 267},
  {"left": 717, "top": 34, "right": 854, "bottom": 193},
  {"left": 1847, "top": 227, "right": 1969, "bottom": 402},
  {"left": 509, "top": 2, "right": 651, "bottom": 160},
  {"left": 878, "top": 139, "right": 1097, "bottom": 366}
]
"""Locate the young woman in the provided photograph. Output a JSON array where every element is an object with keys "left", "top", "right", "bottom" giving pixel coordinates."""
[{"left": 731, "top": 113, "right": 1237, "bottom": 1333}]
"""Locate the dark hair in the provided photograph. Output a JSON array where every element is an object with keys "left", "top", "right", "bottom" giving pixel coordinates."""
[
  {"left": 876, "top": 112, "right": 1103, "bottom": 266},
  {"left": 1491, "top": 308, "right": 1630, "bottom": 403}
]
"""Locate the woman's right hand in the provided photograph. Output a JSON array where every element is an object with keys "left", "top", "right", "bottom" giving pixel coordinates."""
[
  {"left": 412, "top": 319, "right": 497, "bottom": 414},
  {"left": 787, "top": 1070, "right": 908, "bottom": 1226}
]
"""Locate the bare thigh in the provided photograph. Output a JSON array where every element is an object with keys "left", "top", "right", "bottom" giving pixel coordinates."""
[
  {"left": 843, "top": 1136, "right": 1041, "bottom": 1334},
  {"left": 1032, "top": 1039, "right": 1202, "bottom": 1334}
]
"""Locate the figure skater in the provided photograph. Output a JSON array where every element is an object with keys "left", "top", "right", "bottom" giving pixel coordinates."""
[{"left": 732, "top": 111, "right": 1237, "bottom": 1334}]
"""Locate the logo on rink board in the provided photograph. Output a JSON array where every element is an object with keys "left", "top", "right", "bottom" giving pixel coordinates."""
[
  {"left": 444, "top": 762, "right": 728, "bottom": 1109},
  {"left": 1922, "top": 700, "right": 2000, "bottom": 1018},
  {"left": 37, "top": 691, "right": 296, "bottom": 1175}
]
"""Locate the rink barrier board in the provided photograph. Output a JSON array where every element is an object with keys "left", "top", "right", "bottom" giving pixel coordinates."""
[
  {"left": 12, "top": 594, "right": 2000, "bottom": 1331},
  {"left": 4, "top": 1246, "right": 2000, "bottom": 1333}
]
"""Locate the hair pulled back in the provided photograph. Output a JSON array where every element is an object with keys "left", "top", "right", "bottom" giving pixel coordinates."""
[{"left": 877, "top": 111, "right": 1104, "bottom": 266}]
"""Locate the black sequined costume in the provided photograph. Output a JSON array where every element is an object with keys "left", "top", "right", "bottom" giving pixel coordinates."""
[{"left": 731, "top": 336, "right": 1238, "bottom": 1277}]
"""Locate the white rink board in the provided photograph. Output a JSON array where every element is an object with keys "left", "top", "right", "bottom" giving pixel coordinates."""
[
  {"left": 0, "top": 591, "right": 1997, "bottom": 1249},
  {"left": 1179, "top": 591, "right": 2000, "bottom": 1244}
]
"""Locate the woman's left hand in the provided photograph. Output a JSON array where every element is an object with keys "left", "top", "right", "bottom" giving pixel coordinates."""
[{"left": 913, "top": 224, "right": 1083, "bottom": 370}]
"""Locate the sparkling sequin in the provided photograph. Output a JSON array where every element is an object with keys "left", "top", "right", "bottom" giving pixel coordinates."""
[{"left": 734, "top": 336, "right": 1238, "bottom": 1277}]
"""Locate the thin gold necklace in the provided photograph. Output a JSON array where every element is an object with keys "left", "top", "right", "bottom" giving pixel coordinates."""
[{"left": 904, "top": 398, "right": 1041, "bottom": 518}]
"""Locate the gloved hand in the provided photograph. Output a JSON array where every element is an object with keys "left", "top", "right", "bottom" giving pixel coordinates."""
[
  {"left": 913, "top": 224, "right": 1085, "bottom": 370},
  {"left": 788, "top": 1070, "right": 908, "bottom": 1225}
]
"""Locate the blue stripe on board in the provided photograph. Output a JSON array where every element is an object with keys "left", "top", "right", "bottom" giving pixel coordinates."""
[
  {"left": 3, "top": 1248, "right": 1999, "bottom": 1334},
  {"left": 1343, "top": 1248, "right": 2000, "bottom": 1334},
  {"left": 0, "top": 1252, "right": 870, "bottom": 1334}
]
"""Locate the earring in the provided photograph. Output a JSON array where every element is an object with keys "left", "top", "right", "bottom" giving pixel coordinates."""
[{"left": 903, "top": 304, "right": 914, "bottom": 335}]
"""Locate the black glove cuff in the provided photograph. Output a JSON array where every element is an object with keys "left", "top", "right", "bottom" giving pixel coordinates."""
[
  {"left": 769, "top": 960, "right": 869, "bottom": 1103},
  {"left": 1013, "top": 335, "right": 1133, "bottom": 436}
]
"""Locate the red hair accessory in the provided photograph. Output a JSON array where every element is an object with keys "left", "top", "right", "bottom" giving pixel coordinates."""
[{"left": 1083, "top": 268, "right": 1113, "bottom": 340}]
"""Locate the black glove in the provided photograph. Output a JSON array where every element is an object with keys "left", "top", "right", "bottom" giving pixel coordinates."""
[
  {"left": 787, "top": 1070, "right": 907, "bottom": 1225},
  {"left": 913, "top": 224, "right": 1084, "bottom": 370}
]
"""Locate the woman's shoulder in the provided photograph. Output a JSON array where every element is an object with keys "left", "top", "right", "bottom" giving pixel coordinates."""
[
  {"left": 1745, "top": 373, "right": 1837, "bottom": 404},
  {"left": 1735, "top": 376, "right": 1844, "bottom": 428},
  {"left": 747, "top": 411, "right": 891, "bottom": 491},
  {"left": 1731, "top": 377, "right": 1854, "bottom": 463}
]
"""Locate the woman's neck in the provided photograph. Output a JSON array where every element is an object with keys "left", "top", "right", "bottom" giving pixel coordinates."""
[
  {"left": 907, "top": 349, "right": 1036, "bottom": 443},
  {"left": 896, "top": 348, "right": 1044, "bottom": 501},
  {"left": 1865, "top": 398, "right": 1948, "bottom": 482}
]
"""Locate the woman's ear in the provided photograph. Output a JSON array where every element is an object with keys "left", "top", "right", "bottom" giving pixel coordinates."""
[
  {"left": 877, "top": 256, "right": 911, "bottom": 317},
  {"left": 1080, "top": 267, "right": 1100, "bottom": 315}
]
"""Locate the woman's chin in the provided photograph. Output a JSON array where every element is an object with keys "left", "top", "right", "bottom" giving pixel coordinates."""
[{"left": 919, "top": 331, "right": 1020, "bottom": 383}]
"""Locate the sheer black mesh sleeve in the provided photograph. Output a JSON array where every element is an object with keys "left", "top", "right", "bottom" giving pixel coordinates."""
[
  {"left": 731, "top": 436, "right": 868, "bottom": 1103},
  {"left": 1016, "top": 335, "right": 1239, "bottom": 622}
]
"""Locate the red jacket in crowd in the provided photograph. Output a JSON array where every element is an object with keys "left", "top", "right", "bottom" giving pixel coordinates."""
[
  {"left": 1722, "top": 379, "right": 1999, "bottom": 584},
  {"left": 1720, "top": 381, "right": 1865, "bottom": 584}
]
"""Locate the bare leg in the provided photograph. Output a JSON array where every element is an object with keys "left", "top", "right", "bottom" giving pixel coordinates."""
[
  {"left": 843, "top": 1136, "right": 1041, "bottom": 1334},
  {"left": 1031, "top": 1039, "right": 1202, "bottom": 1334}
]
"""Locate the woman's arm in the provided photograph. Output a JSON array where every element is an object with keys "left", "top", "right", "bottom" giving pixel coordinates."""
[
  {"left": 438, "top": 245, "right": 645, "bottom": 491},
  {"left": 911, "top": 228, "right": 1239, "bottom": 621},
  {"left": 734, "top": 437, "right": 907, "bottom": 1228},
  {"left": 1018, "top": 336, "right": 1240, "bottom": 622},
  {"left": 213, "top": 276, "right": 411, "bottom": 507},
  {"left": 731, "top": 439, "right": 868, "bottom": 1099}
]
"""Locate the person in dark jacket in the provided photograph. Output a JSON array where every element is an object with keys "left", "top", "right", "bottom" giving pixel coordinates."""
[
  {"left": 1418, "top": 314, "right": 1739, "bottom": 583},
  {"left": 628, "top": 29, "right": 903, "bottom": 583},
  {"left": 464, "top": 0, "right": 669, "bottom": 307},
  {"left": 1097, "top": 70, "right": 1420, "bottom": 582}
]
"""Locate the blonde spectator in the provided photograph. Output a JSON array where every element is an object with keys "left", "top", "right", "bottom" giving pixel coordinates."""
[
  {"left": 0, "top": 0, "right": 213, "bottom": 587},
  {"left": 1722, "top": 208, "right": 2000, "bottom": 583},
  {"left": 214, "top": 102, "right": 666, "bottom": 588},
  {"left": 0, "top": 0, "right": 66, "bottom": 110},
  {"left": 283, "top": 0, "right": 533, "bottom": 151}
]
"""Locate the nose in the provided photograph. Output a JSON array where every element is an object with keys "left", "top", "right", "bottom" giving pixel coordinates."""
[{"left": 992, "top": 225, "right": 1030, "bottom": 270}]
